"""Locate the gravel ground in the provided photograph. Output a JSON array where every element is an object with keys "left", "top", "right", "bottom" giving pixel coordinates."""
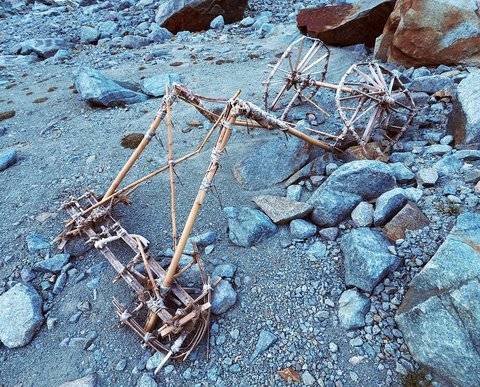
[{"left": 0, "top": 1, "right": 477, "bottom": 386}]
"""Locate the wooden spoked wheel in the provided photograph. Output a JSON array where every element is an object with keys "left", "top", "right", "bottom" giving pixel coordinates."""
[
  {"left": 263, "top": 36, "right": 330, "bottom": 120},
  {"left": 335, "top": 63, "right": 416, "bottom": 155}
]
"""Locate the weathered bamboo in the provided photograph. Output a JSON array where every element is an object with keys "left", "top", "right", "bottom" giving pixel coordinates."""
[
  {"left": 103, "top": 92, "right": 175, "bottom": 199},
  {"left": 166, "top": 84, "right": 178, "bottom": 250},
  {"left": 162, "top": 110, "right": 238, "bottom": 289}
]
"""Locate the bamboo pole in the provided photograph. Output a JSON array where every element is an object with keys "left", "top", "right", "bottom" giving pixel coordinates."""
[
  {"left": 166, "top": 84, "right": 178, "bottom": 250},
  {"left": 136, "top": 237, "right": 160, "bottom": 332},
  {"left": 103, "top": 93, "right": 174, "bottom": 199},
  {"left": 312, "top": 80, "right": 353, "bottom": 93},
  {"left": 162, "top": 111, "right": 238, "bottom": 289}
]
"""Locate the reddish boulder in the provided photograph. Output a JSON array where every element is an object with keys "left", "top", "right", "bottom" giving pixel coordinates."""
[
  {"left": 155, "top": 0, "right": 248, "bottom": 34},
  {"left": 375, "top": 0, "right": 480, "bottom": 67},
  {"left": 297, "top": 0, "right": 396, "bottom": 47}
]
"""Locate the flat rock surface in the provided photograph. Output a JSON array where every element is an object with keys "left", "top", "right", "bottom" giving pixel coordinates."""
[
  {"left": 252, "top": 195, "right": 313, "bottom": 224},
  {"left": 297, "top": 0, "right": 395, "bottom": 46},
  {"left": 233, "top": 133, "right": 311, "bottom": 190},
  {"left": 74, "top": 67, "right": 148, "bottom": 107},
  {"left": 396, "top": 212, "right": 480, "bottom": 386},
  {"left": 383, "top": 202, "right": 430, "bottom": 241}
]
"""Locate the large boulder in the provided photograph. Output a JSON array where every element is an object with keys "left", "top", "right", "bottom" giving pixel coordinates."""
[
  {"left": 233, "top": 134, "right": 311, "bottom": 191},
  {"left": 155, "top": 0, "right": 248, "bottom": 34},
  {"left": 375, "top": 0, "right": 480, "bottom": 67},
  {"left": 396, "top": 213, "right": 480, "bottom": 386},
  {"left": 74, "top": 67, "right": 148, "bottom": 107},
  {"left": 0, "top": 283, "right": 44, "bottom": 348},
  {"left": 14, "top": 38, "right": 70, "bottom": 59},
  {"left": 297, "top": 0, "right": 396, "bottom": 47},
  {"left": 341, "top": 228, "right": 401, "bottom": 293},
  {"left": 447, "top": 72, "right": 480, "bottom": 145},
  {"left": 308, "top": 160, "right": 396, "bottom": 227}
]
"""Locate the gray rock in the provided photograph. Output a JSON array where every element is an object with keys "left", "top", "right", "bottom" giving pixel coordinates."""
[
  {"left": 33, "top": 253, "right": 70, "bottom": 273},
  {"left": 290, "top": 219, "right": 317, "bottom": 239},
  {"left": 351, "top": 201, "right": 374, "bottom": 227},
  {"left": 211, "top": 279, "right": 237, "bottom": 315},
  {"left": 396, "top": 213, "right": 480, "bottom": 387},
  {"left": 176, "top": 256, "right": 202, "bottom": 288},
  {"left": 390, "top": 163, "right": 414, "bottom": 183},
  {"left": 308, "top": 160, "right": 396, "bottom": 227},
  {"left": 424, "top": 144, "right": 452, "bottom": 155},
  {"left": 224, "top": 207, "right": 278, "bottom": 247},
  {"left": 434, "top": 155, "right": 463, "bottom": 176},
  {"left": 136, "top": 373, "right": 157, "bottom": 387},
  {"left": 302, "top": 371, "right": 316, "bottom": 386},
  {"left": 15, "top": 38, "right": 70, "bottom": 59},
  {"left": 409, "top": 75, "right": 454, "bottom": 94},
  {"left": 338, "top": 289, "right": 370, "bottom": 330},
  {"left": 447, "top": 72, "right": 480, "bottom": 145},
  {"left": 74, "top": 67, "right": 148, "bottom": 107},
  {"left": 307, "top": 241, "right": 327, "bottom": 258},
  {"left": 146, "top": 351, "right": 165, "bottom": 371},
  {"left": 59, "top": 375, "right": 97, "bottom": 387},
  {"left": 98, "top": 20, "right": 118, "bottom": 38},
  {"left": 319, "top": 227, "right": 339, "bottom": 241},
  {"left": 140, "top": 73, "right": 181, "bottom": 97},
  {"left": 26, "top": 234, "right": 50, "bottom": 252},
  {"left": 454, "top": 150, "right": 480, "bottom": 161},
  {"left": 148, "top": 23, "right": 173, "bottom": 43},
  {"left": 190, "top": 231, "right": 218, "bottom": 247},
  {"left": 233, "top": 132, "right": 311, "bottom": 190},
  {"left": 404, "top": 188, "right": 423, "bottom": 203},
  {"left": 251, "top": 330, "right": 276, "bottom": 361},
  {"left": 286, "top": 184, "right": 302, "bottom": 201},
  {"left": 210, "top": 15, "right": 224, "bottom": 29},
  {"left": 53, "top": 272, "right": 68, "bottom": 295},
  {"left": 240, "top": 16, "right": 254, "bottom": 27},
  {"left": 0, "top": 283, "right": 44, "bottom": 348},
  {"left": 0, "top": 149, "right": 17, "bottom": 172},
  {"left": 212, "top": 263, "right": 236, "bottom": 280},
  {"left": 252, "top": 195, "right": 313, "bottom": 224},
  {"left": 374, "top": 188, "right": 407, "bottom": 226},
  {"left": 416, "top": 167, "right": 438, "bottom": 186},
  {"left": 121, "top": 35, "right": 151, "bottom": 49},
  {"left": 53, "top": 49, "right": 71, "bottom": 63},
  {"left": 284, "top": 155, "right": 327, "bottom": 186},
  {"left": 80, "top": 26, "right": 100, "bottom": 44},
  {"left": 341, "top": 228, "right": 401, "bottom": 293}
]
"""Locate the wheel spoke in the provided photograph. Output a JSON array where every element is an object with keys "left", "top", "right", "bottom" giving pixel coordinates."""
[
  {"left": 344, "top": 82, "right": 380, "bottom": 91},
  {"left": 362, "top": 106, "right": 383, "bottom": 143},
  {"left": 348, "top": 102, "right": 376, "bottom": 125},
  {"left": 302, "top": 53, "right": 329, "bottom": 74},
  {"left": 353, "top": 67, "right": 382, "bottom": 89},
  {"left": 294, "top": 37, "right": 305, "bottom": 70}
]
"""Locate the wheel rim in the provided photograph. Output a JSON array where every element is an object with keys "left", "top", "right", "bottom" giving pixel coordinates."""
[
  {"left": 335, "top": 62, "right": 416, "bottom": 156},
  {"left": 263, "top": 36, "right": 330, "bottom": 120}
]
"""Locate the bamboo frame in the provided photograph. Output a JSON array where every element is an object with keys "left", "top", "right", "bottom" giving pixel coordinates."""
[{"left": 59, "top": 83, "right": 342, "bottom": 369}]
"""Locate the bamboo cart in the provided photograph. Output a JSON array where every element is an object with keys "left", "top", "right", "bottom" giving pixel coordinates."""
[
  {"left": 57, "top": 84, "right": 340, "bottom": 373},
  {"left": 263, "top": 36, "right": 416, "bottom": 156}
]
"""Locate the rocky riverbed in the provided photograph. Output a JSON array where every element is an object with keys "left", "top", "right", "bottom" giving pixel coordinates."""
[{"left": 1, "top": 1, "right": 479, "bottom": 386}]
